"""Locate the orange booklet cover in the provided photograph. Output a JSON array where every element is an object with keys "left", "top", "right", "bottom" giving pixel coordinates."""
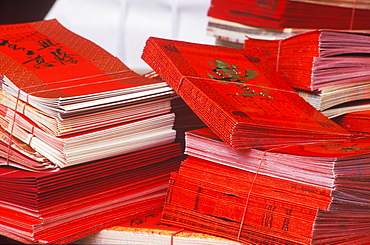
[{"left": 142, "top": 37, "right": 351, "bottom": 149}]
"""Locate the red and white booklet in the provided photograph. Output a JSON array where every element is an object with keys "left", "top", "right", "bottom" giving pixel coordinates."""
[
  {"left": 207, "top": 0, "right": 370, "bottom": 30},
  {"left": 185, "top": 127, "right": 370, "bottom": 188},
  {"left": 142, "top": 37, "right": 351, "bottom": 149}
]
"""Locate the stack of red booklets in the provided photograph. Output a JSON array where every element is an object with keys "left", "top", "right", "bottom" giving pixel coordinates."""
[
  {"left": 142, "top": 37, "right": 351, "bottom": 149},
  {"left": 206, "top": 0, "right": 370, "bottom": 51},
  {"left": 0, "top": 19, "right": 176, "bottom": 171},
  {"left": 207, "top": 0, "right": 370, "bottom": 31},
  {"left": 0, "top": 19, "right": 187, "bottom": 244},
  {"left": 0, "top": 142, "right": 183, "bottom": 244},
  {"left": 162, "top": 127, "right": 370, "bottom": 244},
  {"left": 243, "top": 30, "right": 370, "bottom": 118}
]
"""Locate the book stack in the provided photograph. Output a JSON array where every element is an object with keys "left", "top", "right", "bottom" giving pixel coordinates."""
[
  {"left": 161, "top": 127, "right": 370, "bottom": 244},
  {"left": 141, "top": 37, "right": 370, "bottom": 244},
  {"left": 206, "top": 0, "right": 370, "bottom": 46},
  {"left": 142, "top": 37, "right": 351, "bottom": 150},
  {"left": 0, "top": 19, "right": 185, "bottom": 244},
  {"left": 143, "top": 71, "right": 206, "bottom": 150},
  {"left": 0, "top": 142, "right": 183, "bottom": 244},
  {"left": 0, "top": 19, "right": 177, "bottom": 171},
  {"left": 243, "top": 30, "right": 370, "bottom": 119}
]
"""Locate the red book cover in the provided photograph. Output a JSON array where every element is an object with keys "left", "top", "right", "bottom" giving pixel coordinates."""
[
  {"left": 162, "top": 139, "right": 370, "bottom": 244},
  {"left": 0, "top": 19, "right": 157, "bottom": 97},
  {"left": 142, "top": 37, "right": 351, "bottom": 149},
  {"left": 163, "top": 157, "right": 329, "bottom": 244}
]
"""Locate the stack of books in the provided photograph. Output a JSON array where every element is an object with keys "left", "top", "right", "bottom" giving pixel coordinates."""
[
  {"left": 0, "top": 19, "right": 185, "bottom": 244},
  {"left": 141, "top": 37, "right": 351, "bottom": 149},
  {"left": 206, "top": 0, "right": 370, "bottom": 46},
  {"left": 2, "top": 5, "right": 369, "bottom": 244},
  {"left": 206, "top": 0, "right": 370, "bottom": 136},
  {"left": 142, "top": 37, "right": 370, "bottom": 244},
  {"left": 162, "top": 127, "right": 370, "bottom": 244},
  {"left": 0, "top": 19, "right": 176, "bottom": 171},
  {"left": 243, "top": 30, "right": 370, "bottom": 121},
  {"left": 0, "top": 143, "right": 183, "bottom": 244}
]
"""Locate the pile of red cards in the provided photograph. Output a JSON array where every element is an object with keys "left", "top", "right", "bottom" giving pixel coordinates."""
[
  {"left": 142, "top": 37, "right": 351, "bottom": 149},
  {"left": 162, "top": 127, "right": 370, "bottom": 244}
]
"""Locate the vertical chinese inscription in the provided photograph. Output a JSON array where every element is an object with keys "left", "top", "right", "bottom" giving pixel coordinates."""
[{"left": 262, "top": 204, "right": 276, "bottom": 228}]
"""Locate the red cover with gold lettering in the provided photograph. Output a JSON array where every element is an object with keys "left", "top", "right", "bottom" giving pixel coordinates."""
[{"left": 142, "top": 37, "right": 351, "bottom": 149}]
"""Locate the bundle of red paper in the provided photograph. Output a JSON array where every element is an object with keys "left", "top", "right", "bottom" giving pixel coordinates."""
[
  {"left": 0, "top": 19, "right": 187, "bottom": 244},
  {"left": 243, "top": 30, "right": 370, "bottom": 119},
  {"left": 161, "top": 127, "right": 370, "bottom": 244},
  {"left": 0, "top": 143, "right": 183, "bottom": 244},
  {"left": 73, "top": 207, "right": 242, "bottom": 245},
  {"left": 0, "top": 19, "right": 176, "bottom": 171},
  {"left": 142, "top": 37, "right": 352, "bottom": 149}
]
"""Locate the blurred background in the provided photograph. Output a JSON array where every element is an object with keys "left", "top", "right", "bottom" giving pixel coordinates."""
[{"left": 47, "top": 0, "right": 215, "bottom": 71}]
